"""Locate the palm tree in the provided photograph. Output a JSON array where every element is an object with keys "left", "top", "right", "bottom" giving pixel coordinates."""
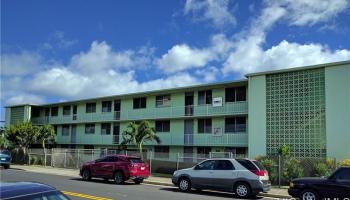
[{"left": 121, "top": 121, "right": 161, "bottom": 160}]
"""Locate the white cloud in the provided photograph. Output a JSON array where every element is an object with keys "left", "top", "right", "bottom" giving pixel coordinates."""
[
  {"left": 1, "top": 52, "right": 43, "bottom": 76},
  {"left": 70, "top": 41, "right": 154, "bottom": 73},
  {"left": 156, "top": 44, "right": 214, "bottom": 73},
  {"left": 268, "top": 0, "right": 350, "bottom": 26},
  {"left": 224, "top": 40, "right": 350, "bottom": 75},
  {"left": 184, "top": 0, "right": 236, "bottom": 28},
  {"left": 222, "top": 0, "right": 350, "bottom": 75},
  {"left": 42, "top": 31, "right": 77, "bottom": 50}
]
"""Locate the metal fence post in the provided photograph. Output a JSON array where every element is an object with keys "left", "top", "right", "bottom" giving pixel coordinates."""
[
  {"left": 149, "top": 151, "right": 153, "bottom": 175},
  {"left": 51, "top": 149, "right": 54, "bottom": 167},
  {"left": 176, "top": 153, "right": 180, "bottom": 170},
  {"left": 64, "top": 150, "right": 67, "bottom": 168},
  {"left": 278, "top": 155, "right": 281, "bottom": 188},
  {"left": 77, "top": 149, "right": 80, "bottom": 169}
]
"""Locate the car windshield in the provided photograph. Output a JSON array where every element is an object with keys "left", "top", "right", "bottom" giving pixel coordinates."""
[{"left": 0, "top": 150, "right": 10, "bottom": 155}]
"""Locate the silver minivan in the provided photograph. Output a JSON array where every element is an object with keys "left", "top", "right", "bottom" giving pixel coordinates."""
[{"left": 172, "top": 158, "right": 270, "bottom": 198}]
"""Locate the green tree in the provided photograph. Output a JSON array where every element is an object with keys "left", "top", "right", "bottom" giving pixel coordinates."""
[
  {"left": 5, "top": 122, "right": 38, "bottom": 154},
  {"left": 36, "top": 124, "right": 56, "bottom": 154},
  {"left": 121, "top": 121, "right": 161, "bottom": 160},
  {"left": 278, "top": 144, "right": 290, "bottom": 157}
]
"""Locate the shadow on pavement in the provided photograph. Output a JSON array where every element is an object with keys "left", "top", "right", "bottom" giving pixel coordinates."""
[
  {"left": 159, "top": 187, "right": 263, "bottom": 199},
  {"left": 2, "top": 167, "right": 25, "bottom": 171},
  {"left": 70, "top": 177, "right": 137, "bottom": 185}
]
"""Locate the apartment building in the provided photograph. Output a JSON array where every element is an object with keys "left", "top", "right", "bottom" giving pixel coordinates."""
[{"left": 5, "top": 61, "right": 350, "bottom": 160}]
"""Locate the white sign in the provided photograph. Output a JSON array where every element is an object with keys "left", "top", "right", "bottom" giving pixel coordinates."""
[
  {"left": 212, "top": 97, "right": 223, "bottom": 107},
  {"left": 213, "top": 127, "right": 223, "bottom": 136}
]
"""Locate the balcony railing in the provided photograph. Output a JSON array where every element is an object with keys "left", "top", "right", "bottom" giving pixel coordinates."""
[
  {"left": 31, "top": 101, "right": 248, "bottom": 124},
  {"left": 57, "top": 134, "right": 114, "bottom": 145}
]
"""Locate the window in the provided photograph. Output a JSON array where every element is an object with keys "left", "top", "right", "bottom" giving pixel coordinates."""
[
  {"left": 84, "top": 145, "right": 94, "bottom": 149},
  {"left": 197, "top": 147, "right": 211, "bottom": 156},
  {"left": 85, "top": 124, "right": 95, "bottom": 134},
  {"left": 32, "top": 107, "right": 40, "bottom": 117},
  {"left": 62, "top": 125, "right": 70, "bottom": 136},
  {"left": 86, "top": 103, "right": 96, "bottom": 113},
  {"left": 155, "top": 120, "right": 170, "bottom": 132},
  {"left": 156, "top": 95, "right": 171, "bottom": 107},
  {"left": 102, "top": 101, "right": 112, "bottom": 112},
  {"left": 101, "top": 123, "right": 111, "bottom": 135},
  {"left": 63, "top": 106, "right": 71, "bottom": 115},
  {"left": 133, "top": 97, "right": 147, "bottom": 109},
  {"left": 51, "top": 107, "right": 58, "bottom": 116},
  {"left": 225, "top": 117, "right": 247, "bottom": 133},
  {"left": 214, "top": 160, "right": 234, "bottom": 170},
  {"left": 198, "top": 118, "right": 212, "bottom": 133},
  {"left": 198, "top": 90, "right": 212, "bottom": 105},
  {"left": 154, "top": 146, "right": 169, "bottom": 158},
  {"left": 236, "top": 87, "right": 246, "bottom": 101},
  {"left": 196, "top": 160, "right": 215, "bottom": 170},
  {"left": 332, "top": 168, "right": 350, "bottom": 180},
  {"left": 236, "top": 159, "right": 259, "bottom": 170},
  {"left": 225, "top": 86, "right": 246, "bottom": 102}
]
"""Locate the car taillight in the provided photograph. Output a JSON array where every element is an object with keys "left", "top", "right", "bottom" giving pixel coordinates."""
[{"left": 250, "top": 169, "right": 266, "bottom": 176}]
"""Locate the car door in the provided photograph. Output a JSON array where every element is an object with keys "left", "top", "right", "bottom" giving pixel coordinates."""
[
  {"left": 90, "top": 157, "right": 109, "bottom": 177},
  {"left": 210, "top": 160, "right": 237, "bottom": 191},
  {"left": 190, "top": 160, "right": 216, "bottom": 189}
]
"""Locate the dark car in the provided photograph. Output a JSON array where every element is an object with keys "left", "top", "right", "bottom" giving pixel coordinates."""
[
  {"left": 0, "top": 150, "right": 12, "bottom": 169},
  {"left": 80, "top": 155, "right": 150, "bottom": 184},
  {"left": 0, "top": 182, "right": 70, "bottom": 200},
  {"left": 288, "top": 166, "right": 350, "bottom": 200}
]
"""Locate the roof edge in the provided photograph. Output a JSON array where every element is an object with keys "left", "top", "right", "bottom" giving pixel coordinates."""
[{"left": 245, "top": 60, "right": 350, "bottom": 77}]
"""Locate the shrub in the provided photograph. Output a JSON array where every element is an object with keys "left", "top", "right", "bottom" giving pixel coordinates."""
[
  {"left": 256, "top": 156, "right": 278, "bottom": 184},
  {"left": 282, "top": 157, "right": 304, "bottom": 184},
  {"left": 338, "top": 159, "right": 350, "bottom": 167},
  {"left": 312, "top": 162, "right": 330, "bottom": 177}
]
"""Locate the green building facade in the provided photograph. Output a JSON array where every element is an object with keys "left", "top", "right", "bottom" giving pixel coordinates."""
[{"left": 5, "top": 61, "right": 350, "bottom": 161}]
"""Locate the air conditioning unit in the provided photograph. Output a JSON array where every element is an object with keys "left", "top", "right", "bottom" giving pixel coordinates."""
[
  {"left": 213, "top": 127, "right": 223, "bottom": 137},
  {"left": 212, "top": 97, "right": 223, "bottom": 107}
]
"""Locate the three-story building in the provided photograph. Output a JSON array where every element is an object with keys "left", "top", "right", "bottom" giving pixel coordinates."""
[{"left": 5, "top": 61, "right": 350, "bottom": 161}]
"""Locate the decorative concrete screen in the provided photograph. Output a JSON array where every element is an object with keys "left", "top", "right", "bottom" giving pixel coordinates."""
[{"left": 266, "top": 68, "right": 326, "bottom": 158}]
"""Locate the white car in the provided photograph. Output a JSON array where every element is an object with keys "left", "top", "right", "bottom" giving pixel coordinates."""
[{"left": 172, "top": 158, "right": 270, "bottom": 198}]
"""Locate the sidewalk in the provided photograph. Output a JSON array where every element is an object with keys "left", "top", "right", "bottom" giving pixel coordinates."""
[{"left": 10, "top": 165, "right": 290, "bottom": 199}]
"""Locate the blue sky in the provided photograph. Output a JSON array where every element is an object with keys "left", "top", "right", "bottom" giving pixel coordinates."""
[{"left": 1, "top": 0, "right": 350, "bottom": 121}]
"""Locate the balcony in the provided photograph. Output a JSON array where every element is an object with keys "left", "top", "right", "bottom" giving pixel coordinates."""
[
  {"left": 189, "top": 133, "right": 248, "bottom": 146},
  {"left": 57, "top": 134, "right": 114, "bottom": 145},
  {"left": 31, "top": 101, "right": 248, "bottom": 124}
]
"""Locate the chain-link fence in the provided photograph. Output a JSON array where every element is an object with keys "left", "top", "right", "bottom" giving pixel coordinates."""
[{"left": 23, "top": 148, "right": 345, "bottom": 186}]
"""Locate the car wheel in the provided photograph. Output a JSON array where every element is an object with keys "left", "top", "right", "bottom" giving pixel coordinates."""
[
  {"left": 134, "top": 179, "right": 143, "bottom": 184},
  {"left": 300, "top": 189, "right": 319, "bottom": 200},
  {"left": 234, "top": 182, "right": 251, "bottom": 198},
  {"left": 4, "top": 164, "right": 10, "bottom": 169},
  {"left": 82, "top": 169, "right": 91, "bottom": 181},
  {"left": 114, "top": 171, "right": 125, "bottom": 184},
  {"left": 178, "top": 178, "right": 191, "bottom": 192}
]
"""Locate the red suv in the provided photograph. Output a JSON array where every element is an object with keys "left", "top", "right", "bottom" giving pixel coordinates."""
[{"left": 80, "top": 155, "right": 150, "bottom": 184}]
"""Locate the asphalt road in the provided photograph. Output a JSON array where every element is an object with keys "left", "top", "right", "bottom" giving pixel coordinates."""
[{"left": 1, "top": 169, "right": 276, "bottom": 200}]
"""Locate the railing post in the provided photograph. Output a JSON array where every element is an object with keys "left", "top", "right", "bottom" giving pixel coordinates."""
[{"left": 91, "top": 150, "right": 94, "bottom": 161}]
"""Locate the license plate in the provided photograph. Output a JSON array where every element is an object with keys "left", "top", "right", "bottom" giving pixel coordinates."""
[
  {"left": 141, "top": 167, "right": 145, "bottom": 170},
  {"left": 1, "top": 158, "right": 6, "bottom": 161}
]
